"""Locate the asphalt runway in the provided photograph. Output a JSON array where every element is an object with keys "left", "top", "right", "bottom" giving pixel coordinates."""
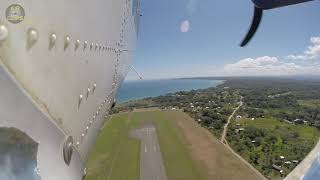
[{"left": 131, "top": 123, "right": 167, "bottom": 180}]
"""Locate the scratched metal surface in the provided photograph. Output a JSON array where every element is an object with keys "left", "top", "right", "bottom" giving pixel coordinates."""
[{"left": 0, "top": 0, "right": 138, "bottom": 179}]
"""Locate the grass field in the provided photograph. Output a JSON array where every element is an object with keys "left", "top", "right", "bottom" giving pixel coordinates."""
[
  {"left": 85, "top": 110, "right": 202, "bottom": 180},
  {"left": 85, "top": 110, "right": 261, "bottom": 180},
  {"left": 298, "top": 99, "right": 320, "bottom": 108},
  {"left": 229, "top": 117, "right": 320, "bottom": 178},
  {"left": 85, "top": 113, "right": 140, "bottom": 180},
  {"left": 239, "top": 118, "right": 319, "bottom": 141}
]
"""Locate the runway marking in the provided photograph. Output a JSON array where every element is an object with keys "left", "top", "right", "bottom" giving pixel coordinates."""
[
  {"left": 154, "top": 145, "right": 157, "bottom": 152},
  {"left": 145, "top": 146, "right": 147, "bottom": 153}
]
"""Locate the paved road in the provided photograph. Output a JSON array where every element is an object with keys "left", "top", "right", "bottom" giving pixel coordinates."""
[{"left": 131, "top": 123, "right": 167, "bottom": 180}]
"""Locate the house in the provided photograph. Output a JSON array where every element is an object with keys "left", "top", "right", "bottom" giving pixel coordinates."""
[
  {"left": 272, "top": 164, "right": 282, "bottom": 171},
  {"left": 284, "top": 119, "right": 294, "bottom": 124},
  {"left": 294, "top": 119, "right": 304, "bottom": 124}
]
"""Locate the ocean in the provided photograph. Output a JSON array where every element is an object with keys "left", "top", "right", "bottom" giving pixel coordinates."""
[{"left": 116, "top": 79, "right": 224, "bottom": 103}]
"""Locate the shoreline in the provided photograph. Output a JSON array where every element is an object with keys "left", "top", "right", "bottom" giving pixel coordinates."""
[{"left": 117, "top": 79, "right": 226, "bottom": 104}]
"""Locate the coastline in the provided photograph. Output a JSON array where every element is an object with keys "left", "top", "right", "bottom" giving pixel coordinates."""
[{"left": 117, "top": 79, "right": 226, "bottom": 104}]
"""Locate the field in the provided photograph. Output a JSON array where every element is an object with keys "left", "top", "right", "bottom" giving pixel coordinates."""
[
  {"left": 85, "top": 113, "right": 140, "bottom": 180},
  {"left": 298, "top": 99, "right": 320, "bottom": 108},
  {"left": 228, "top": 117, "right": 320, "bottom": 178},
  {"left": 239, "top": 118, "right": 319, "bottom": 141},
  {"left": 85, "top": 110, "right": 261, "bottom": 180}
]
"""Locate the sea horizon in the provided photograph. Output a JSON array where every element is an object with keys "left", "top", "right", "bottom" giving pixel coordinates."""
[{"left": 117, "top": 78, "right": 224, "bottom": 103}]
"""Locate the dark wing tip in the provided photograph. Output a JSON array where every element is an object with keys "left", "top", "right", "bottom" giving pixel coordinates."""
[{"left": 240, "top": 6, "right": 263, "bottom": 47}]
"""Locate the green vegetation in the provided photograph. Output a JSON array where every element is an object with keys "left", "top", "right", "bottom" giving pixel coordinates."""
[
  {"left": 133, "top": 111, "right": 203, "bottom": 180},
  {"left": 113, "top": 87, "right": 241, "bottom": 138},
  {"left": 298, "top": 99, "right": 320, "bottom": 108},
  {"left": 227, "top": 118, "right": 319, "bottom": 179},
  {"left": 85, "top": 113, "right": 140, "bottom": 180},
  {"left": 222, "top": 78, "right": 320, "bottom": 178},
  {"left": 86, "top": 111, "right": 202, "bottom": 180},
  {"left": 112, "top": 77, "right": 320, "bottom": 179}
]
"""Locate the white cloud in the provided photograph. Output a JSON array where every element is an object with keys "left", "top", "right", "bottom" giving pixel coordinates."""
[
  {"left": 287, "top": 36, "right": 320, "bottom": 60},
  {"left": 223, "top": 56, "right": 305, "bottom": 76},
  {"left": 127, "top": 35, "right": 320, "bottom": 80},
  {"left": 223, "top": 36, "right": 320, "bottom": 76}
]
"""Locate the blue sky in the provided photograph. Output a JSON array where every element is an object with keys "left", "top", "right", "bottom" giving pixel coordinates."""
[{"left": 126, "top": 0, "right": 320, "bottom": 80}]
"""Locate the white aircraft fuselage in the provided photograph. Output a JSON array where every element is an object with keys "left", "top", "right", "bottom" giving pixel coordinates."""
[{"left": 0, "top": 0, "right": 139, "bottom": 179}]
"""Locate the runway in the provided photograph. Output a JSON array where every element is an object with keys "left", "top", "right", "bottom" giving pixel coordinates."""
[{"left": 131, "top": 123, "right": 167, "bottom": 180}]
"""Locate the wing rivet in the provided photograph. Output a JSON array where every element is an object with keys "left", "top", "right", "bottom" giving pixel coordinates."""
[
  {"left": 64, "top": 36, "right": 71, "bottom": 50},
  {"left": 83, "top": 41, "right": 88, "bottom": 50},
  {"left": 78, "top": 94, "right": 83, "bottom": 109},
  {"left": 63, "top": 136, "right": 74, "bottom": 165},
  {"left": 49, "top": 33, "right": 57, "bottom": 50},
  {"left": 86, "top": 88, "right": 91, "bottom": 99},
  {"left": 93, "top": 83, "right": 97, "bottom": 93},
  {"left": 26, "top": 28, "right": 39, "bottom": 49},
  {"left": 0, "top": 25, "right": 8, "bottom": 41},
  {"left": 75, "top": 39, "right": 80, "bottom": 51},
  {"left": 90, "top": 43, "right": 94, "bottom": 50}
]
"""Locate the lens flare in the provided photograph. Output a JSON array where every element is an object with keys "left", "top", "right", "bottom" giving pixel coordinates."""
[{"left": 180, "top": 20, "right": 190, "bottom": 33}]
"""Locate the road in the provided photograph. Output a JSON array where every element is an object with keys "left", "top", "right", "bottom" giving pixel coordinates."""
[
  {"left": 221, "top": 96, "right": 243, "bottom": 144},
  {"left": 220, "top": 97, "right": 268, "bottom": 180},
  {"left": 131, "top": 123, "right": 167, "bottom": 180}
]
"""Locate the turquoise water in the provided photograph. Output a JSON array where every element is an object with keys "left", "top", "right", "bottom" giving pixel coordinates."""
[{"left": 117, "top": 79, "right": 224, "bottom": 103}]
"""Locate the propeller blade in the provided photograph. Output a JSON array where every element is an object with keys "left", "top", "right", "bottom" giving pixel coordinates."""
[{"left": 240, "top": 6, "right": 263, "bottom": 47}]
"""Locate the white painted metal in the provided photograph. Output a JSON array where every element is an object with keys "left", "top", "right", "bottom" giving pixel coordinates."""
[{"left": 0, "top": 0, "right": 138, "bottom": 179}]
